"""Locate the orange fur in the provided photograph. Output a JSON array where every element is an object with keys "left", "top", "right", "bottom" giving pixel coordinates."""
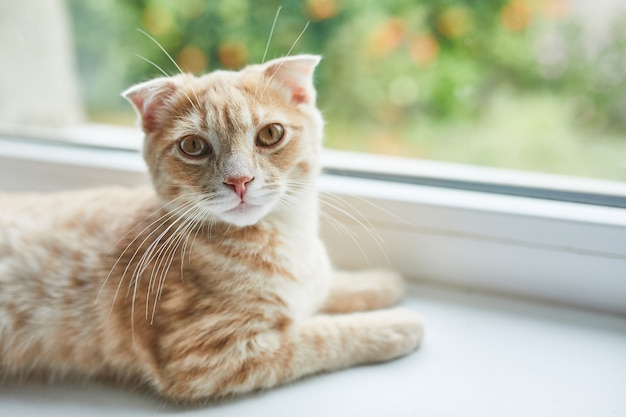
[{"left": 0, "top": 56, "right": 423, "bottom": 402}]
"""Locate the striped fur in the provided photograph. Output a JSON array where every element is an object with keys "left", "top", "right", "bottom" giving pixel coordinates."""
[{"left": 0, "top": 56, "right": 423, "bottom": 401}]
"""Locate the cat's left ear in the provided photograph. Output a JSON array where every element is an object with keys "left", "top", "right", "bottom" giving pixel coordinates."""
[
  {"left": 122, "top": 77, "right": 178, "bottom": 133},
  {"left": 261, "top": 55, "right": 321, "bottom": 105}
]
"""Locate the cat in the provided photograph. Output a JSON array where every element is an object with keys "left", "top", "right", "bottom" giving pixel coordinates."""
[{"left": 0, "top": 54, "right": 423, "bottom": 402}]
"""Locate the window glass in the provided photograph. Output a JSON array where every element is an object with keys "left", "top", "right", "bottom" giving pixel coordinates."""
[{"left": 5, "top": 0, "right": 626, "bottom": 182}]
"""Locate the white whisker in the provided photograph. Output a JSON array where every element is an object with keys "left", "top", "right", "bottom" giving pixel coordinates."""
[
  {"left": 137, "top": 28, "right": 184, "bottom": 75},
  {"left": 127, "top": 202, "right": 200, "bottom": 335},
  {"left": 262, "top": 6, "right": 282, "bottom": 65},
  {"left": 144, "top": 209, "right": 197, "bottom": 318},
  {"left": 260, "top": 21, "right": 310, "bottom": 97},
  {"left": 136, "top": 28, "right": 202, "bottom": 116},
  {"left": 187, "top": 213, "right": 207, "bottom": 264},
  {"left": 98, "top": 194, "right": 202, "bottom": 311},
  {"left": 284, "top": 21, "right": 310, "bottom": 58},
  {"left": 179, "top": 209, "right": 206, "bottom": 278},
  {"left": 320, "top": 197, "right": 390, "bottom": 266},
  {"left": 149, "top": 207, "right": 202, "bottom": 323},
  {"left": 255, "top": 6, "right": 283, "bottom": 102},
  {"left": 135, "top": 53, "right": 170, "bottom": 77},
  {"left": 134, "top": 203, "right": 199, "bottom": 293}
]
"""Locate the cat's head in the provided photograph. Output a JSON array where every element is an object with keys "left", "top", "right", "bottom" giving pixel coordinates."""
[{"left": 123, "top": 55, "right": 323, "bottom": 227}]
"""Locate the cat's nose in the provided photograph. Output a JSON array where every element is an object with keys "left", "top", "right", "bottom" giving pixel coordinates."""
[{"left": 224, "top": 176, "right": 254, "bottom": 200}]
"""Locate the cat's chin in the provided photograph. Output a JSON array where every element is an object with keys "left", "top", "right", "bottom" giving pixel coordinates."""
[{"left": 218, "top": 202, "right": 270, "bottom": 227}]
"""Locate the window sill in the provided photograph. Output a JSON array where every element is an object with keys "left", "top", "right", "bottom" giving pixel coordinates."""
[
  {"left": 2, "top": 283, "right": 625, "bottom": 416},
  {"left": 1, "top": 130, "right": 625, "bottom": 415}
]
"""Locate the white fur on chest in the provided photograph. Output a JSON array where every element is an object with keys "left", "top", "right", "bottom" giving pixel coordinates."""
[
  {"left": 267, "top": 216, "right": 332, "bottom": 321},
  {"left": 281, "top": 236, "right": 331, "bottom": 321}
]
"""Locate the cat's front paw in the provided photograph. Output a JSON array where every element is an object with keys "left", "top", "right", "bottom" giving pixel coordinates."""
[
  {"left": 363, "top": 268, "right": 406, "bottom": 307},
  {"left": 323, "top": 268, "right": 407, "bottom": 313},
  {"left": 349, "top": 307, "right": 423, "bottom": 364},
  {"left": 372, "top": 308, "right": 423, "bottom": 361}
]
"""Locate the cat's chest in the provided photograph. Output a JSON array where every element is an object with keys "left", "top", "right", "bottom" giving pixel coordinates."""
[
  {"left": 192, "top": 225, "right": 331, "bottom": 320},
  {"left": 273, "top": 234, "right": 332, "bottom": 320}
]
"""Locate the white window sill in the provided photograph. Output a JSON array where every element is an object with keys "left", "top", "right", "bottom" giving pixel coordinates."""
[
  {"left": 2, "top": 283, "right": 625, "bottom": 416},
  {"left": 1, "top": 130, "right": 625, "bottom": 415}
]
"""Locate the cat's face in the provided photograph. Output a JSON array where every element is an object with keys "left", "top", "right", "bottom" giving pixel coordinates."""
[{"left": 124, "top": 55, "right": 323, "bottom": 227}]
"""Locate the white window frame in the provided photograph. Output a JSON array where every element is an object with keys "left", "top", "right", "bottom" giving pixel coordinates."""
[{"left": 1, "top": 128, "right": 625, "bottom": 315}]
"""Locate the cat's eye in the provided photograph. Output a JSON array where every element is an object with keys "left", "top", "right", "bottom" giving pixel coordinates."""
[
  {"left": 256, "top": 123, "right": 285, "bottom": 147},
  {"left": 179, "top": 136, "right": 211, "bottom": 158}
]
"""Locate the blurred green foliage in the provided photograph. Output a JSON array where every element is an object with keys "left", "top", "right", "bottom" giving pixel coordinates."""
[{"left": 66, "top": 0, "right": 626, "bottom": 180}]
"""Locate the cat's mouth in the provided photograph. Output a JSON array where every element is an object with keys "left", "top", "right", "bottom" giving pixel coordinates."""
[
  {"left": 217, "top": 200, "right": 269, "bottom": 227},
  {"left": 227, "top": 201, "right": 259, "bottom": 213}
]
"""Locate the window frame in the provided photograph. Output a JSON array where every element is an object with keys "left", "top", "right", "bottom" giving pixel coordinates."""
[{"left": 1, "top": 131, "right": 625, "bottom": 315}]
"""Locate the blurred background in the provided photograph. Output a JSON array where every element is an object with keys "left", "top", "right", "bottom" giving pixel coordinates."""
[{"left": 5, "top": 0, "right": 626, "bottom": 181}]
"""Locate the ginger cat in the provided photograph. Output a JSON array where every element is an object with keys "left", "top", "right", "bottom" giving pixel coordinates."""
[{"left": 0, "top": 55, "right": 423, "bottom": 401}]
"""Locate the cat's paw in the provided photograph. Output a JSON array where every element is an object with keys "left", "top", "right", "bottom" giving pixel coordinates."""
[
  {"left": 323, "top": 268, "right": 407, "bottom": 313},
  {"left": 371, "top": 308, "right": 424, "bottom": 361},
  {"left": 342, "top": 308, "right": 424, "bottom": 363},
  {"left": 361, "top": 268, "right": 406, "bottom": 306}
]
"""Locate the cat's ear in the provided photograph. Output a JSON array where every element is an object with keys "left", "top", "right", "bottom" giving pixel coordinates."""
[
  {"left": 122, "top": 77, "right": 178, "bottom": 133},
  {"left": 261, "top": 55, "right": 321, "bottom": 105}
]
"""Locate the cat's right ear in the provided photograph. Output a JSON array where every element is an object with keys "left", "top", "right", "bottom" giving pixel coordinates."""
[{"left": 122, "top": 78, "right": 177, "bottom": 133}]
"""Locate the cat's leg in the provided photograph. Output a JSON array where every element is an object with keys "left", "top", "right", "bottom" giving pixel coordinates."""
[
  {"left": 156, "top": 308, "right": 423, "bottom": 401},
  {"left": 321, "top": 268, "right": 406, "bottom": 313}
]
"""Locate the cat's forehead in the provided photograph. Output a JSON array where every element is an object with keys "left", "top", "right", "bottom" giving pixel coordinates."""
[
  {"left": 198, "top": 71, "right": 244, "bottom": 95},
  {"left": 186, "top": 71, "right": 279, "bottom": 131}
]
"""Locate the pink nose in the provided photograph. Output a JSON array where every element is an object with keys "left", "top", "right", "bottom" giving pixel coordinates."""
[{"left": 224, "top": 176, "right": 253, "bottom": 200}]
